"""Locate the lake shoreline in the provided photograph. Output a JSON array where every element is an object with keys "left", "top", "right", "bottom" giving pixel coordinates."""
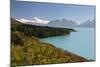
[
  {"left": 41, "top": 42, "right": 88, "bottom": 63},
  {"left": 40, "top": 41, "right": 89, "bottom": 62},
  {"left": 40, "top": 40, "right": 89, "bottom": 62}
]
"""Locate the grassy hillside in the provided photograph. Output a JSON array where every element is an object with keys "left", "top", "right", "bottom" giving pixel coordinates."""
[{"left": 11, "top": 18, "right": 88, "bottom": 67}]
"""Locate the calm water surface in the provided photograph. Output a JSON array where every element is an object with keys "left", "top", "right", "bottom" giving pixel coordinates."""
[{"left": 40, "top": 28, "right": 95, "bottom": 60}]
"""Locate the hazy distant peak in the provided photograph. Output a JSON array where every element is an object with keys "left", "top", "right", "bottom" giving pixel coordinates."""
[
  {"left": 47, "top": 18, "right": 78, "bottom": 28},
  {"left": 77, "top": 19, "right": 95, "bottom": 27},
  {"left": 83, "top": 19, "right": 95, "bottom": 24}
]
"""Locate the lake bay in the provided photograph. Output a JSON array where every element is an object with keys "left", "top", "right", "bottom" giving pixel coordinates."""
[{"left": 40, "top": 28, "right": 95, "bottom": 60}]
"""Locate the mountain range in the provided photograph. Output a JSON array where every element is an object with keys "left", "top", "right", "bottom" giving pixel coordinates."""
[
  {"left": 15, "top": 17, "right": 95, "bottom": 28},
  {"left": 77, "top": 19, "right": 95, "bottom": 27},
  {"left": 47, "top": 19, "right": 78, "bottom": 28}
]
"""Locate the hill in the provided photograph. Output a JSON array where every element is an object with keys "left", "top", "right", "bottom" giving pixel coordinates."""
[{"left": 11, "top": 18, "right": 76, "bottom": 38}]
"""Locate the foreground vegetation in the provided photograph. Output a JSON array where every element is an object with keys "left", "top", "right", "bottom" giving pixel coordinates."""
[{"left": 11, "top": 18, "right": 88, "bottom": 67}]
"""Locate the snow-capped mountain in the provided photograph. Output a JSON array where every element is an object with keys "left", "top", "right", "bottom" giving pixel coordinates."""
[
  {"left": 15, "top": 17, "right": 95, "bottom": 28},
  {"left": 16, "top": 17, "right": 49, "bottom": 24},
  {"left": 16, "top": 18, "right": 30, "bottom": 23},
  {"left": 47, "top": 19, "right": 79, "bottom": 28},
  {"left": 47, "top": 19, "right": 95, "bottom": 28}
]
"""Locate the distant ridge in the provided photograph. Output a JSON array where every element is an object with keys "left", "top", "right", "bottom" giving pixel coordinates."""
[{"left": 13, "top": 17, "right": 95, "bottom": 28}]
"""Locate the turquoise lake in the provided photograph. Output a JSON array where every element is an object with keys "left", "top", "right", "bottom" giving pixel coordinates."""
[{"left": 40, "top": 28, "right": 95, "bottom": 60}]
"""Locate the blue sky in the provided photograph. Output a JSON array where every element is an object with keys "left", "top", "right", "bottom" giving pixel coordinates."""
[{"left": 11, "top": 0, "right": 95, "bottom": 23}]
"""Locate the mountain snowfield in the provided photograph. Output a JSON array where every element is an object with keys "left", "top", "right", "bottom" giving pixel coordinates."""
[
  {"left": 16, "top": 17, "right": 50, "bottom": 24},
  {"left": 15, "top": 17, "right": 95, "bottom": 28}
]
